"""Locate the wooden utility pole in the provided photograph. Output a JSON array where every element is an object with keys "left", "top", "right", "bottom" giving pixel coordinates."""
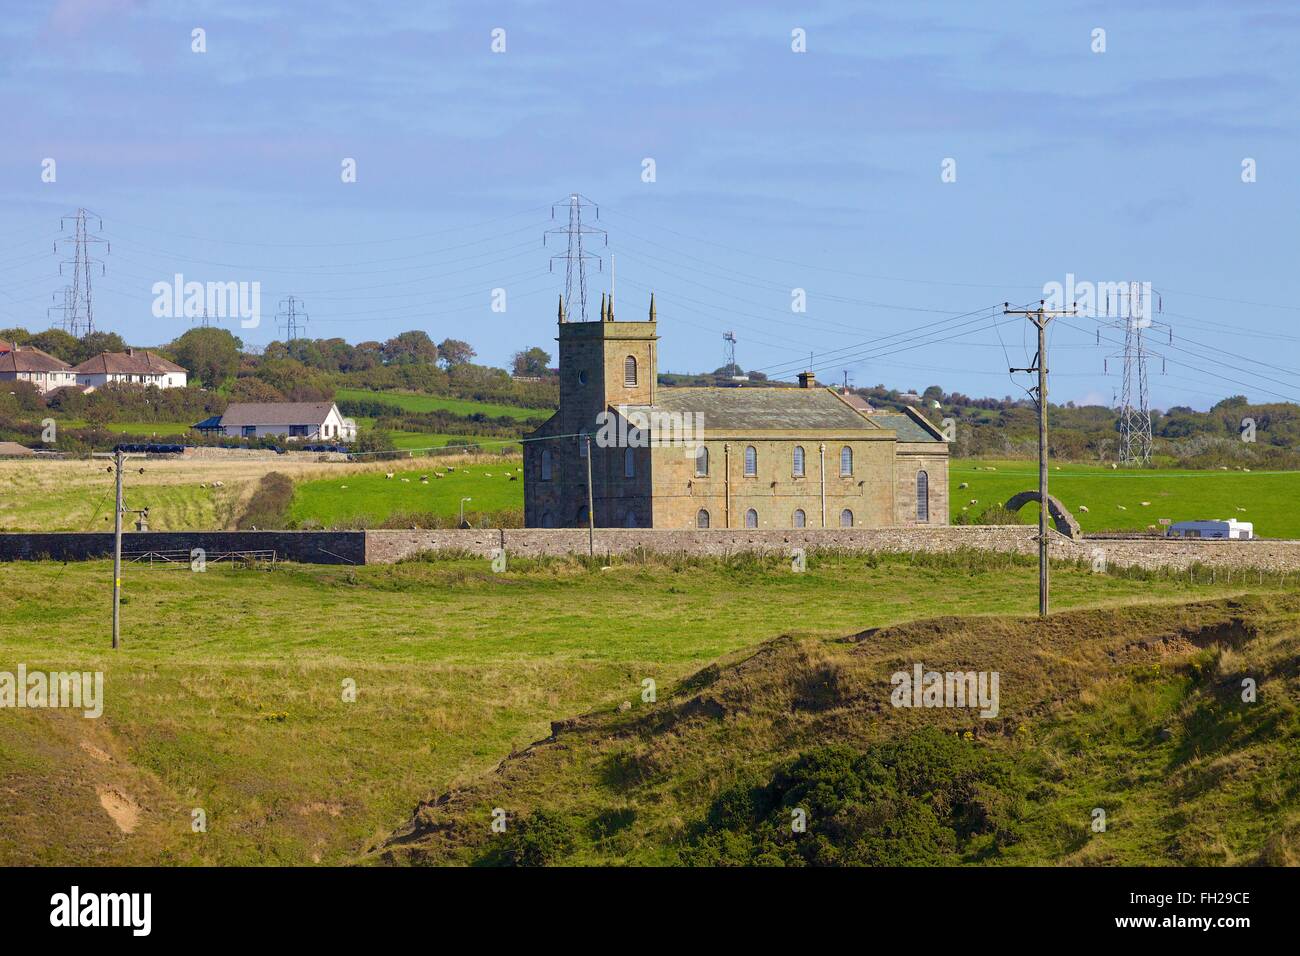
[
  {"left": 1005, "top": 301, "right": 1076, "bottom": 618},
  {"left": 111, "top": 447, "right": 124, "bottom": 649},
  {"left": 585, "top": 435, "right": 595, "bottom": 557}
]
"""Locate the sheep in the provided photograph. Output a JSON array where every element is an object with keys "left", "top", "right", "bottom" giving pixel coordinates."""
[
  {"left": 433, "top": 472, "right": 444, "bottom": 479},
  {"left": 1111, "top": 463, "right": 1118, "bottom": 470},
  {"left": 385, "top": 472, "right": 394, "bottom": 480},
  {"left": 968, "top": 498, "right": 978, "bottom": 505},
  {"left": 1078, "top": 505, "right": 1089, "bottom": 513},
  {"left": 485, "top": 473, "right": 492, "bottom": 478},
  {"left": 508, "top": 474, "right": 517, "bottom": 481},
  {"left": 958, "top": 482, "right": 969, "bottom": 490},
  {"left": 212, "top": 480, "right": 224, "bottom": 488},
  {"left": 1140, "top": 501, "right": 1151, "bottom": 507},
  {"left": 1117, "top": 505, "right": 1127, "bottom": 510},
  {"left": 341, "top": 485, "right": 348, "bottom": 490},
  {"left": 199, "top": 483, "right": 207, "bottom": 489},
  {"left": 400, "top": 478, "right": 410, "bottom": 483},
  {"left": 419, "top": 475, "right": 428, "bottom": 481}
]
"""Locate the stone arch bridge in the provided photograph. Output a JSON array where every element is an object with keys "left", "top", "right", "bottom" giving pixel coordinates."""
[{"left": 1004, "top": 491, "right": 1082, "bottom": 539}]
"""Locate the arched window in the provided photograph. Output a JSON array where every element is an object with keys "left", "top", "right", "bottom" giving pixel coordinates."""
[
  {"left": 793, "top": 509, "right": 806, "bottom": 528},
  {"left": 541, "top": 511, "right": 556, "bottom": 528},
  {"left": 744, "top": 445, "right": 757, "bottom": 477},
  {"left": 624, "top": 355, "right": 638, "bottom": 387},
  {"left": 696, "top": 508, "right": 711, "bottom": 529},
  {"left": 540, "top": 448, "right": 553, "bottom": 481},
  {"left": 792, "top": 445, "right": 805, "bottom": 477},
  {"left": 694, "top": 444, "right": 708, "bottom": 477},
  {"left": 624, "top": 447, "right": 635, "bottom": 479},
  {"left": 840, "top": 445, "right": 853, "bottom": 476},
  {"left": 840, "top": 508, "right": 854, "bottom": 527},
  {"left": 917, "top": 470, "right": 930, "bottom": 522},
  {"left": 745, "top": 508, "right": 758, "bottom": 528},
  {"left": 625, "top": 510, "right": 637, "bottom": 527}
]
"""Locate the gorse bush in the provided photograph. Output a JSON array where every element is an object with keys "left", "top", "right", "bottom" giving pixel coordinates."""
[
  {"left": 484, "top": 809, "right": 576, "bottom": 867},
  {"left": 237, "top": 472, "right": 294, "bottom": 529},
  {"left": 680, "top": 729, "right": 1029, "bottom": 866}
]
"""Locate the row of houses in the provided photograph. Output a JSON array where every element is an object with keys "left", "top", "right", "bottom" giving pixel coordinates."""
[{"left": 0, "top": 343, "right": 187, "bottom": 393}]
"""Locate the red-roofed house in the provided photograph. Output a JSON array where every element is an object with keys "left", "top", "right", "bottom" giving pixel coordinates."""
[
  {"left": 72, "top": 348, "right": 188, "bottom": 390},
  {"left": 0, "top": 342, "right": 78, "bottom": 393}
]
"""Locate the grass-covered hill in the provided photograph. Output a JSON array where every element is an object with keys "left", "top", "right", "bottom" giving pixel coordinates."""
[
  {"left": 0, "top": 551, "right": 1283, "bottom": 866},
  {"left": 377, "top": 593, "right": 1300, "bottom": 867}
]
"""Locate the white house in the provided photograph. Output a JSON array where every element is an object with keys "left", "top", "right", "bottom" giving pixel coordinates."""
[
  {"left": 0, "top": 343, "right": 78, "bottom": 394},
  {"left": 196, "top": 402, "right": 357, "bottom": 442},
  {"left": 73, "top": 349, "right": 188, "bottom": 390}
]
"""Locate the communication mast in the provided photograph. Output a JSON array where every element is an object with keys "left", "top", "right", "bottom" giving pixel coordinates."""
[{"left": 723, "top": 331, "right": 737, "bottom": 377}]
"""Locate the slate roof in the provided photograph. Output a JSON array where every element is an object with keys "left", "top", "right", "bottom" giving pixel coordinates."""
[
  {"left": 866, "top": 411, "right": 944, "bottom": 443},
  {"left": 72, "top": 350, "right": 186, "bottom": 375},
  {"left": 623, "top": 386, "right": 881, "bottom": 432},
  {"left": 215, "top": 402, "right": 338, "bottom": 426},
  {"left": 0, "top": 344, "right": 73, "bottom": 373}
]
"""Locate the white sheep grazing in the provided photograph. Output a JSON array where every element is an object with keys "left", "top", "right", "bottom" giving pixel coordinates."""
[
  {"left": 385, "top": 472, "right": 394, "bottom": 479},
  {"left": 200, "top": 483, "right": 207, "bottom": 489},
  {"left": 433, "top": 473, "right": 443, "bottom": 479},
  {"left": 958, "top": 482, "right": 969, "bottom": 489},
  {"left": 968, "top": 498, "right": 978, "bottom": 505},
  {"left": 400, "top": 478, "right": 410, "bottom": 483},
  {"left": 1078, "top": 505, "right": 1089, "bottom": 513},
  {"left": 341, "top": 485, "right": 348, "bottom": 490},
  {"left": 1117, "top": 505, "right": 1127, "bottom": 510},
  {"left": 1140, "top": 501, "right": 1151, "bottom": 507},
  {"left": 213, "top": 480, "right": 224, "bottom": 487}
]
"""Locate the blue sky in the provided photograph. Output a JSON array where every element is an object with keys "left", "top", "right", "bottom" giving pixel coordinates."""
[{"left": 1, "top": 0, "right": 1296, "bottom": 408}]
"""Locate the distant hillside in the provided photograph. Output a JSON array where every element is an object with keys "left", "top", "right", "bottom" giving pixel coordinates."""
[{"left": 377, "top": 594, "right": 1300, "bottom": 867}]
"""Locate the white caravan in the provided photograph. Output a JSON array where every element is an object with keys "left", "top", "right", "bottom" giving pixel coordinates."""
[{"left": 1166, "top": 519, "right": 1254, "bottom": 540}]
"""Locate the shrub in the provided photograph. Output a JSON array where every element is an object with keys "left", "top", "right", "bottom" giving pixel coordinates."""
[
  {"left": 237, "top": 472, "right": 294, "bottom": 529},
  {"left": 681, "top": 729, "right": 1027, "bottom": 866}
]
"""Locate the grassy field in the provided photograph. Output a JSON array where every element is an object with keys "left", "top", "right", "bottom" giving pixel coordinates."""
[
  {"left": 5, "top": 452, "right": 1299, "bottom": 535},
  {"left": 379, "top": 590, "right": 1300, "bottom": 867},
  {"left": 0, "top": 458, "right": 386, "bottom": 532},
  {"left": 288, "top": 458, "right": 523, "bottom": 526},
  {"left": 0, "top": 550, "right": 1282, "bottom": 866},
  {"left": 953, "top": 459, "right": 1300, "bottom": 537},
  {"left": 335, "top": 387, "right": 551, "bottom": 422}
]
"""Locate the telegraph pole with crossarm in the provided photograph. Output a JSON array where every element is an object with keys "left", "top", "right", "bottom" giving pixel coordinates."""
[{"left": 1005, "top": 301, "right": 1077, "bottom": 619}]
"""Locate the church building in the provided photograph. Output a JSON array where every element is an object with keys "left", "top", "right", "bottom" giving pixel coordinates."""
[{"left": 523, "top": 294, "right": 949, "bottom": 530}]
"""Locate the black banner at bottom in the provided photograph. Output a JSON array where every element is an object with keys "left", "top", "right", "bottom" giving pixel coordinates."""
[{"left": 0, "top": 865, "right": 1275, "bottom": 941}]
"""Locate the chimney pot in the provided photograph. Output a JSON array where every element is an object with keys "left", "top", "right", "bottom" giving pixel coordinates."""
[{"left": 798, "top": 371, "right": 816, "bottom": 389}]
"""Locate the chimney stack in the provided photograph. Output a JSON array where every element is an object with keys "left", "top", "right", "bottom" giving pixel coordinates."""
[{"left": 798, "top": 370, "right": 816, "bottom": 389}]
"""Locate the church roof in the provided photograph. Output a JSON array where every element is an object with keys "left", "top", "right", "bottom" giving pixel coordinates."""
[
  {"left": 864, "top": 411, "right": 945, "bottom": 443},
  {"left": 625, "top": 386, "right": 882, "bottom": 432}
]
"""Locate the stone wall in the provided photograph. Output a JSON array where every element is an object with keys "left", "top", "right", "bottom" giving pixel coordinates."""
[
  {"left": 8, "top": 526, "right": 1300, "bottom": 575},
  {"left": 365, "top": 526, "right": 1300, "bottom": 574},
  {"left": 0, "top": 530, "right": 365, "bottom": 564}
]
